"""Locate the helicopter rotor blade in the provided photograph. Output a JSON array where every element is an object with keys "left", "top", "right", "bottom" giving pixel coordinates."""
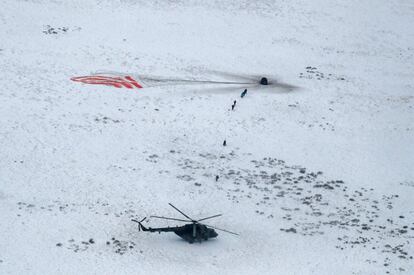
[
  {"left": 197, "top": 214, "right": 223, "bottom": 222},
  {"left": 150, "top": 215, "right": 190, "bottom": 223},
  {"left": 168, "top": 203, "right": 195, "bottom": 221},
  {"left": 201, "top": 223, "right": 239, "bottom": 236}
]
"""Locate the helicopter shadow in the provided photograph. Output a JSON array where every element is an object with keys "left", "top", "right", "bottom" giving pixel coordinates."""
[{"left": 171, "top": 236, "right": 220, "bottom": 246}]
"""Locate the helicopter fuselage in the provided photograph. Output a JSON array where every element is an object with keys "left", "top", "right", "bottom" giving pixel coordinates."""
[{"left": 140, "top": 223, "right": 218, "bottom": 243}]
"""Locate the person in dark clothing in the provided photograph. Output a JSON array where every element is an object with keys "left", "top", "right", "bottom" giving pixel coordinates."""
[
  {"left": 241, "top": 89, "right": 247, "bottom": 98},
  {"left": 231, "top": 100, "right": 237, "bottom": 110},
  {"left": 215, "top": 175, "right": 219, "bottom": 182},
  {"left": 223, "top": 139, "right": 227, "bottom": 146}
]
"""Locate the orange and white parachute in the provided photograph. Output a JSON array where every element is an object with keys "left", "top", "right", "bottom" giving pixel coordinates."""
[
  {"left": 71, "top": 71, "right": 257, "bottom": 90},
  {"left": 71, "top": 73, "right": 144, "bottom": 89},
  {"left": 70, "top": 71, "right": 296, "bottom": 91}
]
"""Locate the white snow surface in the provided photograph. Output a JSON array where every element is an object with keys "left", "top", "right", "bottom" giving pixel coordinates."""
[{"left": 1, "top": 0, "right": 413, "bottom": 274}]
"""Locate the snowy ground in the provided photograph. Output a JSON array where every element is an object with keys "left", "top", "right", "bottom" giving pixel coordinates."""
[{"left": 1, "top": 0, "right": 413, "bottom": 274}]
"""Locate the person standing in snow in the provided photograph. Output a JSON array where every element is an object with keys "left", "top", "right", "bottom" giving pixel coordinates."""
[
  {"left": 241, "top": 89, "right": 247, "bottom": 98},
  {"left": 232, "top": 100, "right": 237, "bottom": 110}
]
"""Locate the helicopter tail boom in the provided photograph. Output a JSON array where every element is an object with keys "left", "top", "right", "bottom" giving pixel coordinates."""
[{"left": 132, "top": 218, "right": 179, "bottom": 233}]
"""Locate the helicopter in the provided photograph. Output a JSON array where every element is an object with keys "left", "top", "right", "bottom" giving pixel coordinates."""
[{"left": 132, "top": 203, "right": 238, "bottom": 243}]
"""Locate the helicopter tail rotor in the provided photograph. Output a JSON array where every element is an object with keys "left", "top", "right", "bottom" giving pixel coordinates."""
[{"left": 132, "top": 217, "right": 147, "bottom": 231}]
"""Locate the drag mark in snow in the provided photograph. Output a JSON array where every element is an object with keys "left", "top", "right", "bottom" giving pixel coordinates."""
[{"left": 71, "top": 75, "right": 143, "bottom": 89}]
